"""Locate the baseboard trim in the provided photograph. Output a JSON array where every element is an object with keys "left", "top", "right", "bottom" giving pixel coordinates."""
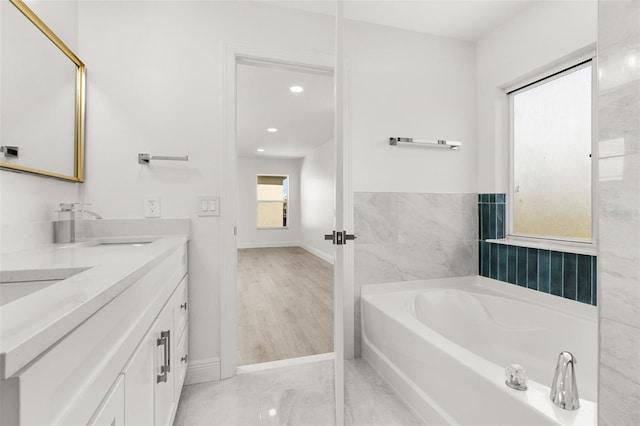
[
  {"left": 237, "top": 241, "right": 301, "bottom": 249},
  {"left": 184, "top": 357, "right": 221, "bottom": 385},
  {"left": 300, "top": 243, "right": 334, "bottom": 264}
]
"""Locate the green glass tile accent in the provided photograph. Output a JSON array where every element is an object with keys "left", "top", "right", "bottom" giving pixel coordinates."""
[
  {"left": 592, "top": 258, "right": 597, "bottom": 305},
  {"left": 507, "top": 245, "right": 517, "bottom": 284},
  {"left": 476, "top": 193, "right": 596, "bottom": 306},
  {"left": 516, "top": 246, "right": 527, "bottom": 287},
  {"left": 563, "top": 253, "right": 577, "bottom": 300},
  {"left": 577, "top": 255, "right": 592, "bottom": 304},
  {"left": 496, "top": 204, "right": 505, "bottom": 239},
  {"left": 527, "top": 248, "right": 538, "bottom": 290},
  {"left": 488, "top": 204, "right": 496, "bottom": 239},
  {"left": 480, "top": 241, "right": 490, "bottom": 277},
  {"left": 490, "top": 243, "right": 498, "bottom": 279},
  {"left": 550, "top": 251, "right": 563, "bottom": 297},
  {"left": 481, "top": 204, "right": 490, "bottom": 240},
  {"left": 538, "top": 250, "right": 551, "bottom": 293},
  {"left": 498, "top": 245, "right": 507, "bottom": 281}
]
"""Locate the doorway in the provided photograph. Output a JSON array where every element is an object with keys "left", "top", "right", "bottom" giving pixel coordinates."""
[
  {"left": 219, "top": 42, "right": 340, "bottom": 382},
  {"left": 235, "top": 62, "right": 335, "bottom": 367}
]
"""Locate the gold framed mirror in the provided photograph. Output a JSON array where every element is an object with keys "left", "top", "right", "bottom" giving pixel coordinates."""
[{"left": 1, "top": 0, "right": 86, "bottom": 182}]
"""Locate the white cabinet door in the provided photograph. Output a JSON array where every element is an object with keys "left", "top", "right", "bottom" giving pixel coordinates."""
[
  {"left": 88, "top": 375, "right": 125, "bottom": 426},
  {"left": 123, "top": 330, "right": 155, "bottom": 426},
  {"left": 173, "top": 276, "right": 188, "bottom": 339},
  {"left": 154, "top": 301, "right": 176, "bottom": 426},
  {"left": 174, "top": 326, "right": 189, "bottom": 401}
]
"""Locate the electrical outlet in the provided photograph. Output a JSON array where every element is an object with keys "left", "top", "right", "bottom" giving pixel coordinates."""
[{"left": 144, "top": 195, "right": 161, "bottom": 218}]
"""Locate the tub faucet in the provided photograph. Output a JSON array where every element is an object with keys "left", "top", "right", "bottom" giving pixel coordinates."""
[{"left": 550, "top": 351, "right": 580, "bottom": 410}]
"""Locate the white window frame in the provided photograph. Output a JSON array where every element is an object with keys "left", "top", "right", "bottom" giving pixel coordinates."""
[
  {"left": 505, "top": 53, "right": 598, "bottom": 251},
  {"left": 256, "top": 174, "right": 289, "bottom": 230}
]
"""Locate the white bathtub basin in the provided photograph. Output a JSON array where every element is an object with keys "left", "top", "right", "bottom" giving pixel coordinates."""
[{"left": 361, "top": 275, "right": 597, "bottom": 426}]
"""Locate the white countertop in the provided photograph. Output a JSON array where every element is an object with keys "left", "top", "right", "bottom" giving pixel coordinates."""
[{"left": 0, "top": 234, "right": 189, "bottom": 380}]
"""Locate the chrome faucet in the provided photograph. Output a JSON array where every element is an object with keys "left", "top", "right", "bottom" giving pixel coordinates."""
[
  {"left": 77, "top": 209, "right": 103, "bottom": 219},
  {"left": 550, "top": 351, "right": 580, "bottom": 410},
  {"left": 59, "top": 203, "right": 102, "bottom": 220},
  {"left": 54, "top": 203, "right": 102, "bottom": 243}
]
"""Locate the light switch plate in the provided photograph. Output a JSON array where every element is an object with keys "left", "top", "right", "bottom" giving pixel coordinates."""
[{"left": 197, "top": 196, "right": 220, "bottom": 217}]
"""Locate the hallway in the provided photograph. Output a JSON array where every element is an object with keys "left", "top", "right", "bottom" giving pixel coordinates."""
[{"left": 237, "top": 247, "right": 333, "bottom": 366}]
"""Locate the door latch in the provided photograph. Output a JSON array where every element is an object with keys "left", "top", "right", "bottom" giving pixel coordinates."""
[{"left": 324, "top": 231, "right": 357, "bottom": 245}]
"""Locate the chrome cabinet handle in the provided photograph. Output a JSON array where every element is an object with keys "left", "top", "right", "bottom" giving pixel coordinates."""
[
  {"left": 181, "top": 354, "right": 188, "bottom": 363},
  {"left": 180, "top": 302, "right": 187, "bottom": 310},
  {"left": 156, "top": 331, "right": 169, "bottom": 383},
  {"left": 165, "top": 330, "right": 171, "bottom": 373}
]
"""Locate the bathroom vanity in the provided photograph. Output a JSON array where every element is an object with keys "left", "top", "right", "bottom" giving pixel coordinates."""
[{"left": 0, "top": 225, "right": 189, "bottom": 425}]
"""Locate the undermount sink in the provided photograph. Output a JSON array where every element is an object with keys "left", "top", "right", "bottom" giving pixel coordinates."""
[
  {"left": 0, "top": 267, "right": 90, "bottom": 307},
  {"left": 85, "top": 237, "right": 158, "bottom": 247},
  {"left": 96, "top": 241, "right": 152, "bottom": 247}
]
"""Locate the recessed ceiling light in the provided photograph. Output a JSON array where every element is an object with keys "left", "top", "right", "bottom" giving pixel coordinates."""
[
  {"left": 257, "top": 148, "right": 265, "bottom": 152},
  {"left": 267, "top": 128, "right": 278, "bottom": 133},
  {"left": 289, "top": 86, "right": 304, "bottom": 93}
]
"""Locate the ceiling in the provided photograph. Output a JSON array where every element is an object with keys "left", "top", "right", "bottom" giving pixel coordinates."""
[
  {"left": 266, "top": 0, "right": 536, "bottom": 42},
  {"left": 237, "top": 64, "right": 334, "bottom": 159},
  {"left": 237, "top": 1, "right": 539, "bottom": 159}
]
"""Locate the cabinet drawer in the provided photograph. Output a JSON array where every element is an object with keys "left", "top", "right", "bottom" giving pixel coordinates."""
[
  {"left": 173, "top": 276, "right": 188, "bottom": 340},
  {"left": 174, "top": 325, "right": 188, "bottom": 401}
]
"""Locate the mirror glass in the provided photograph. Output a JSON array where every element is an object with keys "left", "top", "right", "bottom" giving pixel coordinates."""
[{"left": 0, "top": 0, "right": 85, "bottom": 181}]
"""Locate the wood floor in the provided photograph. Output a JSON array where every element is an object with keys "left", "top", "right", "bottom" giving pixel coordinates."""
[{"left": 237, "top": 246, "right": 334, "bottom": 366}]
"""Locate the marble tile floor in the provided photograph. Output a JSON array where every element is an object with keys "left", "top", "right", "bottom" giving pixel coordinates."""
[{"left": 174, "top": 358, "right": 424, "bottom": 426}]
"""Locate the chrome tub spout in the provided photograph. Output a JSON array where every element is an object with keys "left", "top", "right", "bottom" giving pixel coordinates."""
[{"left": 550, "top": 351, "right": 580, "bottom": 410}]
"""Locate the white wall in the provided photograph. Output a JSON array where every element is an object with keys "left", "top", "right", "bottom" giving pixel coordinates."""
[
  {"left": 345, "top": 19, "right": 476, "bottom": 194},
  {"left": 476, "top": 1, "right": 597, "bottom": 192},
  {"left": 300, "top": 139, "right": 335, "bottom": 262},
  {"left": 76, "top": 1, "right": 334, "bottom": 375},
  {"left": 237, "top": 156, "right": 301, "bottom": 248}
]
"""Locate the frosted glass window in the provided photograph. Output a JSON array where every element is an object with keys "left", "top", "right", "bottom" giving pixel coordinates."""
[
  {"left": 257, "top": 175, "right": 288, "bottom": 228},
  {"left": 511, "top": 63, "right": 592, "bottom": 240}
]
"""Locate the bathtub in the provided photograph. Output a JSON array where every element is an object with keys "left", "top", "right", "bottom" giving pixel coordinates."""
[{"left": 361, "top": 275, "right": 597, "bottom": 426}]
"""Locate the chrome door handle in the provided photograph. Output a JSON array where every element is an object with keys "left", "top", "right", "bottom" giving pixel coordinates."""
[{"left": 324, "top": 231, "right": 357, "bottom": 245}]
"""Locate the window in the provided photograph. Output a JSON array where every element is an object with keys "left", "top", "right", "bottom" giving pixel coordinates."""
[
  {"left": 509, "top": 60, "right": 594, "bottom": 242},
  {"left": 256, "top": 175, "right": 288, "bottom": 228}
]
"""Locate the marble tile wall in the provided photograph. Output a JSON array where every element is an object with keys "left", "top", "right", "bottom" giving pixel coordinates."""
[
  {"left": 354, "top": 192, "right": 478, "bottom": 355},
  {"left": 354, "top": 192, "right": 478, "bottom": 284},
  {"left": 598, "top": 0, "right": 640, "bottom": 424}
]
